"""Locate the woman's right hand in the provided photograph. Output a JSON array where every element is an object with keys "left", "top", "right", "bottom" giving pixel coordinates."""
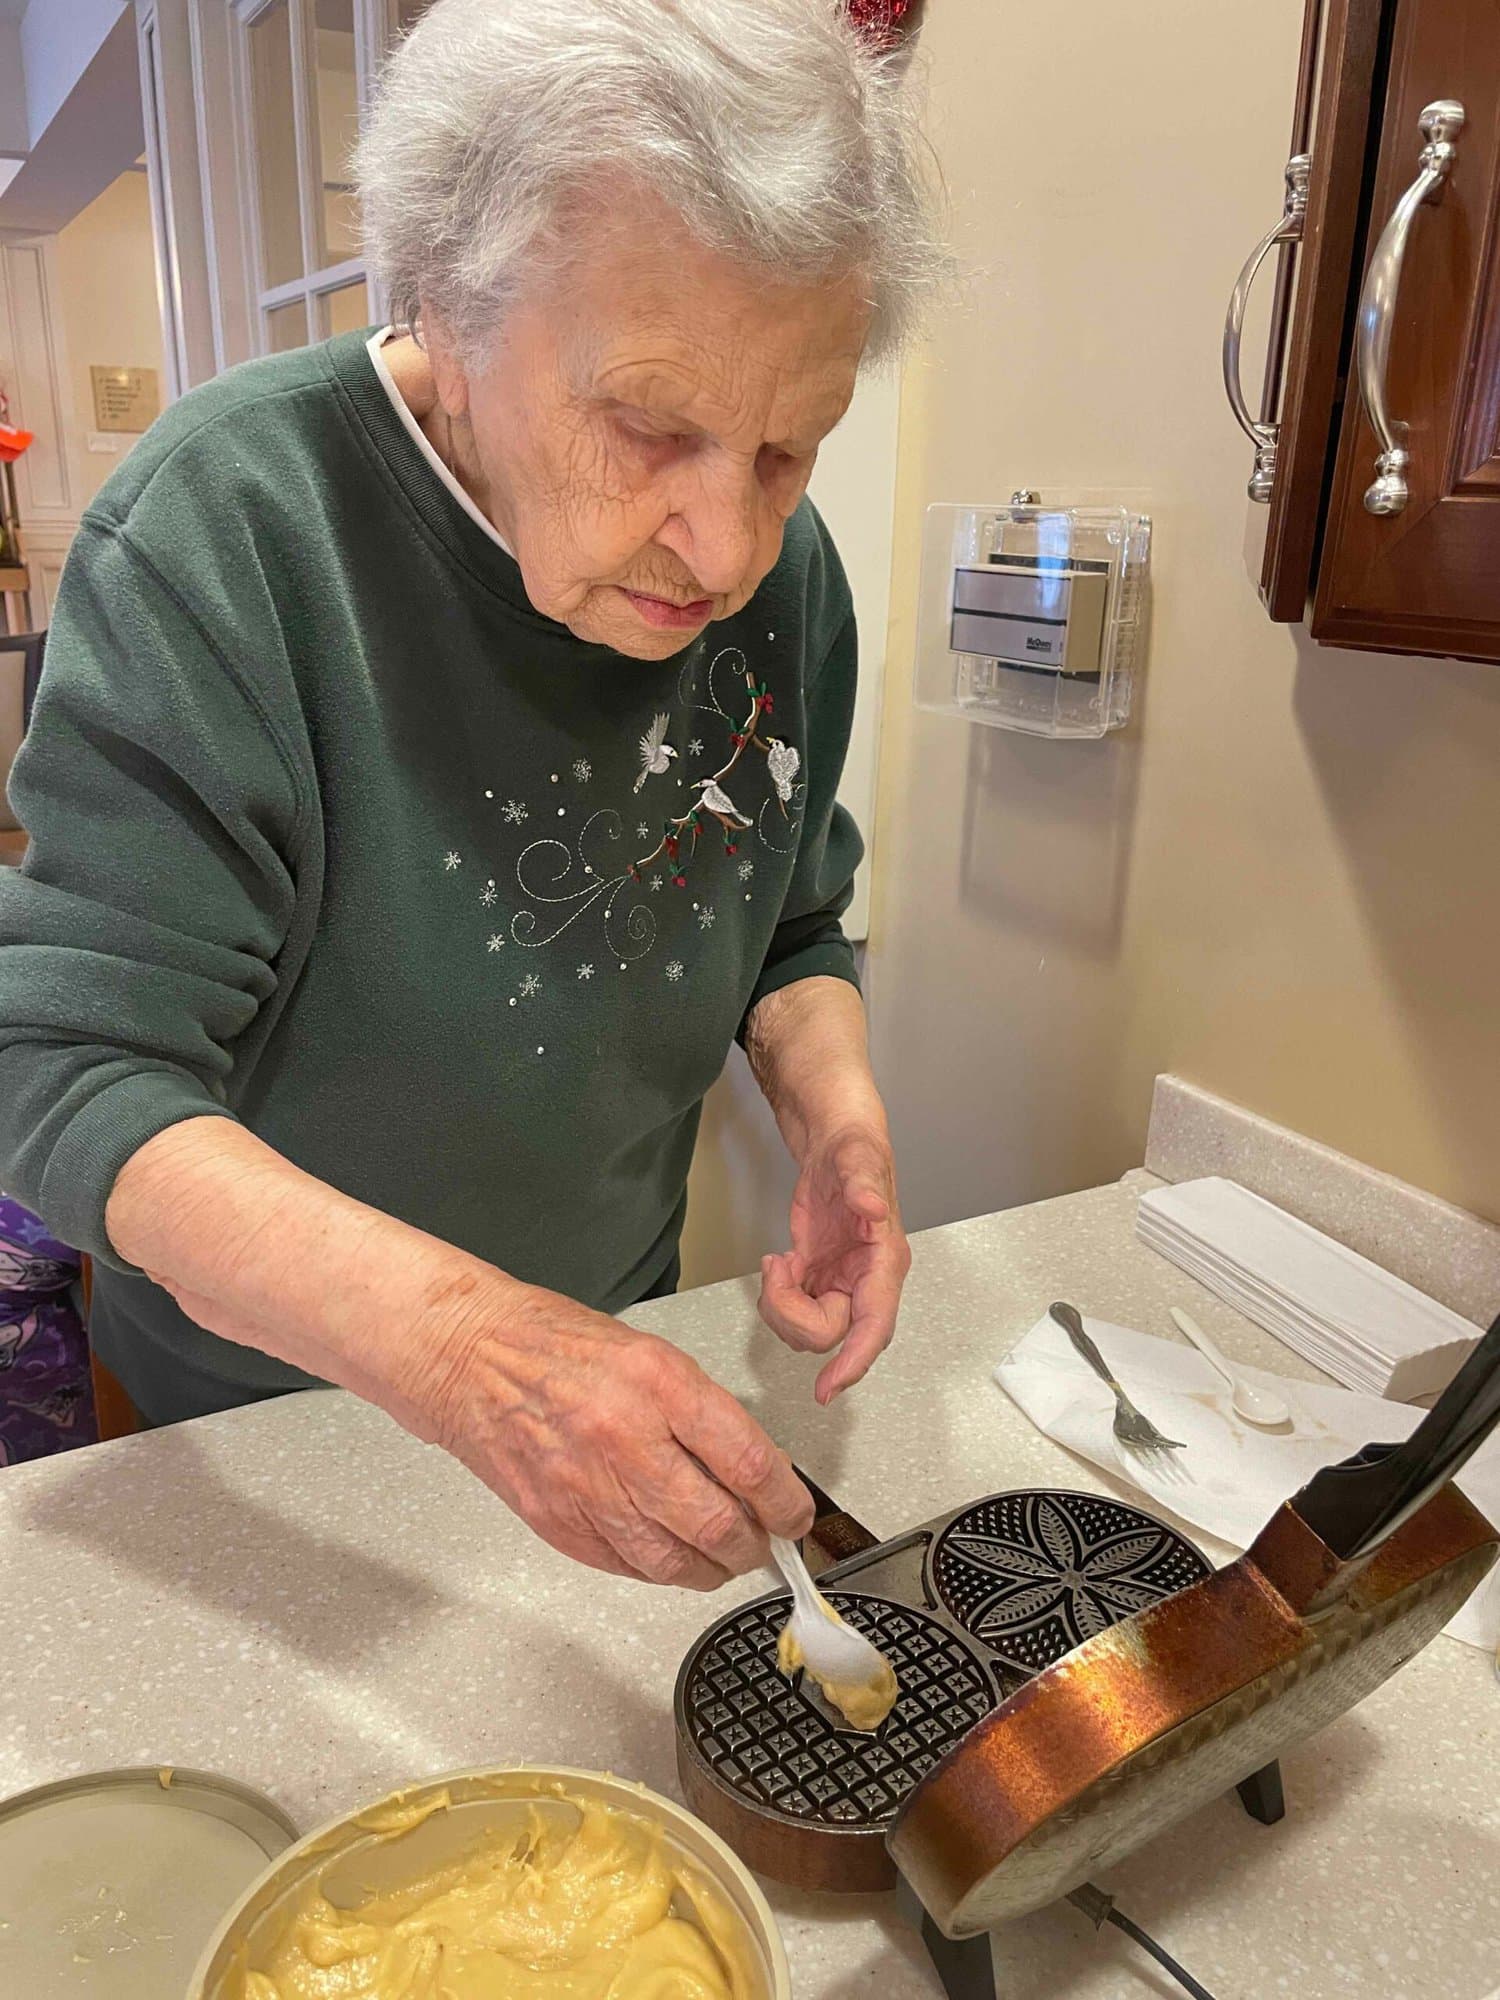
[
  {"left": 109, "top": 1120, "right": 809, "bottom": 1589},
  {"left": 420, "top": 1281, "right": 814, "bottom": 1588}
]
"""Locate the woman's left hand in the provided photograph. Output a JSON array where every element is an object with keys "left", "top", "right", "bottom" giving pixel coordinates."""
[{"left": 758, "top": 1123, "right": 911, "bottom": 1405}]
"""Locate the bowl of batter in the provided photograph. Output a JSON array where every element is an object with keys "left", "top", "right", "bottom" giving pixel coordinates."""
[{"left": 190, "top": 1765, "right": 790, "bottom": 2000}]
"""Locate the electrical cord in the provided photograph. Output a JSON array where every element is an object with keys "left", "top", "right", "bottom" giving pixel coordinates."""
[
  {"left": 1069, "top": 1882, "right": 1220, "bottom": 2000},
  {"left": 1106, "top": 1906, "right": 1219, "bottom": 2000}
]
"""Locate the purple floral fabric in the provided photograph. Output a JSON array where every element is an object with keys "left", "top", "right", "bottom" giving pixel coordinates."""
[{"left": 0, "top": 1194, "right": 96, "bottom": 1466}]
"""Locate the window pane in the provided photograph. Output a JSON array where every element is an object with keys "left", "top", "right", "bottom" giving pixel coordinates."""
[
  {"left": 313, "top": 0, "right": 360, "bottom": 264},
  {"left": 266, "top": 299, "right": 311, "bottom": 352},
  {"left": 319, "top": 278, "right": 370, "bottom": 338},
  {"left": 248, "top": 0, "right": 304, "bottom": 288}
]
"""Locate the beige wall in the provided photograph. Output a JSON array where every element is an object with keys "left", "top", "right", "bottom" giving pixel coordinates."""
[
  {"left": 52, "top": 168, "right": 166, "bottom": 511},
  {"left": 863, "top": 0, "right": 1500, "bottom": 1239},
  {"left": 680, "top": 1050, "right": 799, "bottom": 1289}
]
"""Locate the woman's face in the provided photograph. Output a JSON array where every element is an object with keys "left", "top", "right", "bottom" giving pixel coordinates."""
[{"left": 427, "top": 200, "right": 871, "bottom": 658}]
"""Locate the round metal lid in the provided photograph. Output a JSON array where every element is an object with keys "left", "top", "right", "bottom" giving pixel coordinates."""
[
  {"left": 928, "top": 1488, "right": 1212, "bottom": 1677},
  {"left": 0, "top": 1767, "right": 297, "bottom": 1997}
]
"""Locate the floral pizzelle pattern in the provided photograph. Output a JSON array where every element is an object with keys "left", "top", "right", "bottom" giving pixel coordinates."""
[{"left": 931, "top": 1491, "right": 1210, "bottom": 1671}]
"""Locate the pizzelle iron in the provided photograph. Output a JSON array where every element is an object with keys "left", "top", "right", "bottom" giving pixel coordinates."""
[{"left": 674, "top": 1311, "right": 1500, "bottom": 2000}]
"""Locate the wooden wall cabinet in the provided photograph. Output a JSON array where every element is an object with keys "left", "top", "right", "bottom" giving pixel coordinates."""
[{"left": 1231, "top": 0, "right": 1500, "bottom": 662}]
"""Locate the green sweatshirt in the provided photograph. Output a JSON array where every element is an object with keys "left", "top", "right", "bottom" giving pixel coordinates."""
[{"left": 0, "top": 329, "right": 861, "bottom": 1425}]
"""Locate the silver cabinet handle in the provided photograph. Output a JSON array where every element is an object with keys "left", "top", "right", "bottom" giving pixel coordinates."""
[
  {"left": 1356, "top": 100, "right": 1464, "bottom": 516},
  {"left": 1223, "top": 153, "right": 1310, "bottom": 503}
]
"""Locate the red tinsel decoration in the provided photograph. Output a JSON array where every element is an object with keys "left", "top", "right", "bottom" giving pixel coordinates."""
[{"left": 845, "top": 0, "right": 920, "bottom": 54}]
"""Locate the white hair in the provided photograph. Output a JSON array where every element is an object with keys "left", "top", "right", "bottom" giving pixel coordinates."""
[{"left": 355, "top": 0, "right": 944, "bottom": 366}]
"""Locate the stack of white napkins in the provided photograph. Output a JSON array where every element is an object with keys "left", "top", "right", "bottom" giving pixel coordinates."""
[
  {"left": 1136, "top": 1177, "right": 1481, "bottom": 1400},
  {"left": 995, "top": 1312, "right": 1499, "bottom": 1653}
]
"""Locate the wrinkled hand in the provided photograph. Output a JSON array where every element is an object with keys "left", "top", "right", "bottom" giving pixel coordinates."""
[
  {"left": 758, "top": 1125, "right": 911, "bottom": 1405},
  {"left": 427, "top": 1284, "right": 813, "bottom": 1588}
]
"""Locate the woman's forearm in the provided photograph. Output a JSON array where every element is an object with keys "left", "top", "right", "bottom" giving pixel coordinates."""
[
  {"left": 742, "top": 975, "right": 888, "bottom": 1159},
  {"left": 745, "top": 975, "right": 909, "bottom": 1403},
  {"left": 104, "top": 1116, "right": 524, "bottom": 1439},
  {"left": 104, "top": 1114, "right": 815, "bottom": 1583}
]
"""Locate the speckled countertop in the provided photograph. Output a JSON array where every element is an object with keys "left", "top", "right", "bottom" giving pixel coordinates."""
[{"left": 3, "top": 1177, "right": 1497, "bottom": 1999}]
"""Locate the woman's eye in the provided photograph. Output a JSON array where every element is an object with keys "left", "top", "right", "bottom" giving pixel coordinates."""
[{"left": 617, "top": 415, "right": 687, "bottom": 450}]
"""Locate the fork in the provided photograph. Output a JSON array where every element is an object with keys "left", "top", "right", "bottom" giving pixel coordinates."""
[{"left": 1048, "top": 1301, "right": 1187, "bottom": 1462}]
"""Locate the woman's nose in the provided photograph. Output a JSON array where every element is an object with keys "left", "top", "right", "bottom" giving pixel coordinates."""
[{"left": 657, "top": 467, "right": 764, "bottom": 597}]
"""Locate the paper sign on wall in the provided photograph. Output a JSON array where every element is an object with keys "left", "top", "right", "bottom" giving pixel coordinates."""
[{"left": 90, "top": 366, "right": 160, "bottom": 434}]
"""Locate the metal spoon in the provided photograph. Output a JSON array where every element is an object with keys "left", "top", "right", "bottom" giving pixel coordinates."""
[{"left": 1169, "top": 1306, "right": 1291, "bottom": 1428}]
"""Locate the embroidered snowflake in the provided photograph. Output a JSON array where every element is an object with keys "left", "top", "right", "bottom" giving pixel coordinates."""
[
  {"left": 697, "top": 905, "right": 716, "bottom": 930},
  {"left": 666, "top": 960, "right": 684, "bottom": 982},
  {"left": 443, "top": 851, "right": 462, "bottom": 871},
  {"left": 636, "top": 822, "right": 651, "bottom": 840},
  {"left": 577, "top": 964, "right": 594, "bottom": 981},
  {"left": 501, "top": 799, "right": 529, "bottom": 825},
  {"left": 486, "top": 934, "right": 505, "bottom": 953},
  {"left": 480, "top": 882, "right": 497, "bottom": 907},
  {"left": 737, "top": 860, "right": 755, "bottom": 881},
  {"left": 572, "top": 759, "right": 592, "bottom": 783},
  {"left": 649, "top": 874, "right": 664, "bottom": 893},
  {"left": 519, "top": 971, "right": 542, "bottom": 998},
  {"left": 687, "top": 738, "right": 705, "bottom": 756}
]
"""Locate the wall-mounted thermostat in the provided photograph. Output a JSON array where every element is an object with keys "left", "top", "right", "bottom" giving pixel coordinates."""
[{"left": 915, "top": 493, "right": 1151, "bottom": 739}]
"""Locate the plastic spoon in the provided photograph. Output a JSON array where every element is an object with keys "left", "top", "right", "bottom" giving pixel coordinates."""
[
  {"left": 1170, "top": 1306, "right": 1291, "bottom": 1428},
  {"left": 684, "top": 1448, "right": 892, "bottom": 1688},
  {"left": 768, "top": 1536, "right": 889, "bottom": 1686}
]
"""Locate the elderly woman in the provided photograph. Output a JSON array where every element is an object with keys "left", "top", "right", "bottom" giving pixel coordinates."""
[{"left": 0, "top": 0, "right": 938, "bottom": 1585}]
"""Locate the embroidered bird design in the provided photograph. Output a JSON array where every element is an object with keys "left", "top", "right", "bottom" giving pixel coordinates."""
[
  {"left": 766, "top": 737, "right": 801, "bottom": 805},
  {"left": 693, "top": 776, "right": 753, "bottom": 829},
  {"left": 633, "top": 712, "right": 679, "bottom": 792}
]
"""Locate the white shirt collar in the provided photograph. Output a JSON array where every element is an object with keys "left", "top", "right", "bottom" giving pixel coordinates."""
[{"left": 366, "top": 328, "right": 515, "bottom": 558}]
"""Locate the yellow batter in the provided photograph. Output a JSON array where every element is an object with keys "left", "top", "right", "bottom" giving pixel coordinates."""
[
  {"left": 233, "top": 1791, "right": 758, "bottom": 2000},
  {"left": 776, "top": 1599, "right": 900, "bottom": 1732}
]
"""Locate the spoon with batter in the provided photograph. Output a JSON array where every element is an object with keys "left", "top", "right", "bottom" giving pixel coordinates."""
[{"left": 770, "top": 1535, "right": 899, "bottom": 1732}]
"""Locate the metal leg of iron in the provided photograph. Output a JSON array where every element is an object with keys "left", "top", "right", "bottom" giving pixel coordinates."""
[
  {"left": 1235, "top": 1759, "right": 1286, "bottom": 1825},
  {"left": 894, "top": 1872, "right": 998, "bottom": 2000}
]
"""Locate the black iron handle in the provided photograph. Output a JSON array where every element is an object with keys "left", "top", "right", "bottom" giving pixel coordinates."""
[
  {"left": 793, "top": 1464, "right": 880, "bottom": 1576},
  {"left": 1291, "top": 1310, "right": 1500, "bottom": 1559}
]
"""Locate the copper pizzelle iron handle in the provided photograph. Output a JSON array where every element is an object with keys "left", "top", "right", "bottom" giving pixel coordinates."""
[{"left": 793, "top": 1465, "right": 880, "bottom": 1577}]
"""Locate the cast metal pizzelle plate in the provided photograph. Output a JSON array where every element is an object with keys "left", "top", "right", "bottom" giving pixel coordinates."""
[
  {"left": 675, "top": 1491, "right": 1229, "bottom": 1895},
  {"left": 929, "top": 1490, "right": 1211, "bottom": 1676},
  {"left": 677, "top": 1591, "right": 998, "bottom": 1831}
]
